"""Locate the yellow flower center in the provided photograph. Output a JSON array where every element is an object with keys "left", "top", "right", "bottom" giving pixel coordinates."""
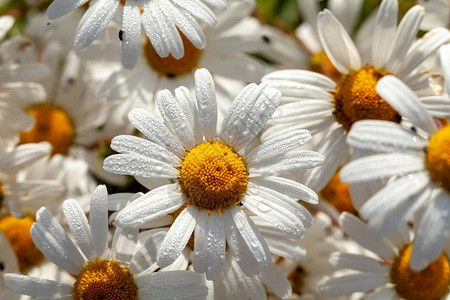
[
  {"left": 73, "top": 259, "right": 138, "bottom": 300},
  {"left": 309, "top": 51, "right": 341, "bottom": 82},
  {"left": 0, "top": 215, "right": 44, "bottom": 272},
  {"left": 144, "top": 31, "right": 202, "bottom": 78},
  {"left": 19, "top": 103, "right": 75, "bottom": 156},
  {"left": 320, "top": 171, "right": 357, "bottom": 215},
  {"left": 426, "top": 125, "right": 450, "bottom": 193},
  {"left": 334, "top": 65, "right": 400, "bottom": 132},
  {"left": 390, "top": 244, "right": 450, "bottom": 300},
  {"left": 178, "top": 141, "right": 248, "bottom": 210},
  {"left": 0, "top": 179, "right": 4, "bottom": 208}
]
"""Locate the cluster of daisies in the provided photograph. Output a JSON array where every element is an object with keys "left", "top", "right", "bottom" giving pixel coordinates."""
[{"left": 0, "top": 0, "right": 449, "bottom": 299}]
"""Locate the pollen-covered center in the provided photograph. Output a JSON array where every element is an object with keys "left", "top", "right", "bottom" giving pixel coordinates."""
[
  {"left": 0, "top": 179, "right": 3, "bottom": 208},
  {"left": 390, "top": 244, "right": 450, "bottom": 300},
  {"left": 19, "top": 103, "right": 75, "bottom": 156},
  {"left": 320, "top": 171, "right": 357, "bottom": 215},
  {"left": 0, "top": 215, "right": 43, "bottom": 272},
  {"left": 334, "top": 65, "right": 400, "bottom": 131},
  {"left": 426, "top": 124, "right": 450, "bottom": 193},
  {"left": 144, "top": 31, "right": 202, "bottom": 78},
  {"left": 73, "top": 259, "right": 138, "bottom": 300},
  {"left": 178, "top": 141, "right": 248, "bottom": 210}
]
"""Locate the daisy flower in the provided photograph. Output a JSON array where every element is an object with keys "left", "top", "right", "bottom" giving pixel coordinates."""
[
  {"left": 0, "top": 231, "right": 20, "bottom": 300},
  {"left": 88, "top": 0, "right": 268, "bottom": 119},
  {"left": 103, "top": 68, "right": 324, "bottom": 280},
  {"left": 318, "top": 212, "right": 450, "bottom": 300},
  {"left": 340, "top": 75, "right": 450, "bottom": 271},
  {"left": 3, "top": 185, "right": 209, "bottom": 299},
  {"left": 262, "top": 0, "right": 450, "bottom": 197},
  {"left": 46, "top": 0, "right": 225, "bottom": 69}
]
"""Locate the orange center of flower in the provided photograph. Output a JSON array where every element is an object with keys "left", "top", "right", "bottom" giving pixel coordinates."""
[
  {"left": 320, "top": 171, "right": 357, "bottom": 214},
  {"left": 19, "top": 103, "right": 75, "bottom": 156},
  {"left": 334, "top": 66, "right": 400, "bottom": 132},
  {"left": 309, "top": 51, "right": 341, "bottom": 82},
  {"left": 178, "top": 141, "right": 248, "bottom": 210},
  {"left": 73, "top": 259, "right": 138, "bottom": 300},
  {"left": 0, "top": 180, "right": 3, "bottom": 208},
  {"left": 144, "top": 31, "right": 202, "bottom": 78},
  {"left": 426, "top": 124, "right": 450, "bottom": 193},
  {"left": 390, "top": 244, "right": 450, "bottom": 300},
  {"left": 0, "top": 215, "right": 44, "bottom": 272}
]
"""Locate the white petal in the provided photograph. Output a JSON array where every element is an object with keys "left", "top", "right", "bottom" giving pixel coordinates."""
[
  {"left": 89, "top": 185, "right": 109, "bottom": 258},
  {"left": 249, "top": 150, "right": 324, "bottom": 175},
  {"left": 440, "top": 44, "right": 450, "bottom": 95},
  {"left": 192, "top": 209, "right": 209, "bottom": 273},
  {"left": 347, "top": 120, "right": 428, "bottom": 152},
  {"left": 205, "top": 211, "right": 226, "bottom": 280},
  {"left": 371, "top": 0, "right": 398, "bottom": 69},
  {"left": 121, "top": 0, "right": 141, "bottom": 69},
  {"left": 329, "top": 0, "right": 363, "bottom": 33},
  {"left": 329, "top": 252, "right": 389, "bottom": 273},
  {"left": 339, "top": 213, "right": 395, "bottom": 259},
  {"left": 386, "top": 5, "right": 424, "bottom": 72},
  {"left": 157, "top": 205, "right": 197, "bottom": 267},
  {"left": 220, "top": 82, "right": 281, "bottom": 151},
  {"left": 103, "top": 153, "right": 179, "bottom": 178},
  {"left": 74, "top": 0, "right": 119, "bottom": 48},
  {"left": 419, "top": 95, "right": 450, "bottom": 118},
  {"left": 111, "top": 226, "right": 139, "bottom": 266},
  {"left": 115, "top": 184, "right": 187, "bottom": 228},
  {"left": 46, "top": 0, "right": 89, "bottom": 19},
  {"left": 3, "top": 274, "right": 72, "bottom": 297},
  {"left": 259, "top": 229, "right": 306, "bottom": 261},
  {"left": 128, "top": 108, "right": 185, "bottom": 157},
  {"left": 262, "top": 69, "right": 337, "bottom": 91},
  {"left": 377, "top": 76, "right": 436, "bottom": 134},
  {"left": 245, "top": 129, "right": 311, "bottom": 164},
  {"left": 318, "top": 273, "right": 388, "bottom": 296},
  {"left": 242, "top": 186, "right": 308, "bottom": 239},
  {"left": 171, "top": 0, "right": 216, "bottom": 26},
  {"left": 0, "top": 142, "right": 51, "bottom": 173},
  {"left": 260, "top": 263, "right": 292, "bottom": 299},
  {"left": 222, "top": 206, "right": 271, "bottom": 266},
  {"left": 340, "top": 153, "right": 425, "bottom": 183},
  {"left": 249, "top": 176, "right": 318, "bottom": 204},
  {"left": 410, "top": 190, "right": 450, "bottom": 271},
  {"left": 110, "top": 135, "right": 181, "bottom": 166},
  {"left": 0, "top": 15, "right": 14, "bottom": 39},
  {"left": 194, "top": 68, "right": 217, "bottom": 142},
  {"left": 397, "top": 27, "right": 450, "bottom": 78},
  {"left": 157, "top": 89, "right": 196, "bottom": 149},
  {"left": 62, "top": 199, "right": 94, "bottom": 261},
  {"left": 32, "top": 208, "right": 86, "bottom": 274},
  {"left": 222, "top": 211, "right": 260, "bottom": 277},
  {"left": 318, "top": 9, "right": 361, "bottom": 73}
]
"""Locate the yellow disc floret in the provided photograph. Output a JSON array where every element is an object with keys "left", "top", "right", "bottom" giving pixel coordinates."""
[
  {"left": 334, "top": 65, "right": 400, "bottom": 131},
  {"left": 19, "top": 103, "right": 75, "bottom": 156},
  {"left": 73, "top": 259, "right": 138, "bottom": 300},
  {"left": 390, "top": 244, "right": 450, "bottom": 300},
  {"left": 178, "top": 141, "right": 248, "bottom": 210},
  {"left": 144, "top": 31, "right": 202, "bottom": 78},
  {"left": 320, "top": 171, "right": 357, "bottom": 215},
  {"left": 426, "top": 124, "right": 450, "bottom": 193},
  {"left": 0, "top": 179, "right": 3, "bottom": 208},
  {"left": 0, "top": 215, "right": 44, "bottom": 272}
]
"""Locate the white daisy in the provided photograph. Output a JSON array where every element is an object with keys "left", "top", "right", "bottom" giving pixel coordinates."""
[
  {"left": 103, "top": 68, "right": 323, "bottom": 280},
  {"left": 85, "top": 0, "right": 268, "bottom": 120},
  {"left": 0, "top": 16, "right": 51, "bottom": 141},
  {"left": 318, "top": 212, "right": 450, "bottom": 300},
  {"left": 46, "top": 0, "right": 225, "bottom": 68},
  {"left": 262, "top": 0, "right": 450, "bottom": 196},
  {"left": 441, "top": 43, "right": 450, "bottom": 95},
  {"left": 3, "top": 185, "right": 209, "bottom": 299},
  {"left": 340, "top": 75, "right": 450, "bottom": 271},
  {"left": 0, "top": 231, "right": 20, "bottom": 300}
]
